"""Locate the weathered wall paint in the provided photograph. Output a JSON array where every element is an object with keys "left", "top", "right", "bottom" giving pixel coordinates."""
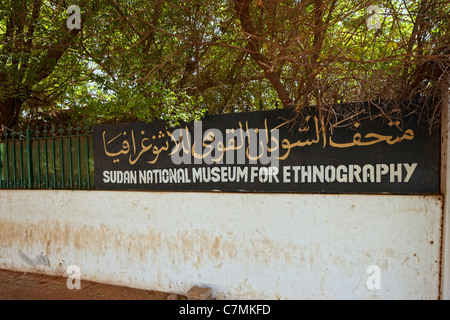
[{"left": 0, "top": 190, "right": 443, "bottom": 299}]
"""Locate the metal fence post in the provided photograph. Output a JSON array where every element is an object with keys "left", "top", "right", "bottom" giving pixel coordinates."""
[
  {"left": 12, "top": 131, "right": 16, "bottom": 188},
  {"left": 51, "top": 125, "right": 56, "bottom": 188},
  {"left": 19, "top": 129, "right": 24, "bottom": 187},
  {"left": 76, "top": 123, "right": 81, "bottom": 188},
  {"left": 0, "top": 140, "right": 2, "bottom": 187},
  {"left": 86, "top": 123, "right": 91, "bottom": 189},
  {"left": 26, "top": 126, "right": 33, "bottom": 189},
  {"left": 35, "top": 126, "right": 41, "bottom": 188},
  {"left": 59, "top": 125, "right": 64, "bottom": 189},
  {"left": 43, "top": 127, "right": 49, "bottom": 188},
  {"left": 5, "top": 130, "right": 9, "bottom": 188}
]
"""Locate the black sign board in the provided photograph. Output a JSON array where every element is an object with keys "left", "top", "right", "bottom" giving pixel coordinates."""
[{"left": 93, "top": 104, "right": 440, "bottom": 194}]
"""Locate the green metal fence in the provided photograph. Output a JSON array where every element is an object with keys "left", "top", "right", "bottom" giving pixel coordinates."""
[{"left": 0, "top": 124, "right": 94, "bottom": 190}]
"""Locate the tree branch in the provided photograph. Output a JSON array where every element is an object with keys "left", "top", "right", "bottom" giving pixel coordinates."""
[{"left": 233, "top": 0, "right": 294, "bottom": 107}]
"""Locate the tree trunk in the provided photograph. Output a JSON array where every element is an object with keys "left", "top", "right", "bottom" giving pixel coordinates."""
[
  {"left": 234, "top": 0, "right": 295, "bottom": 108},
  {"left": 0, "top": 97, "right": 24, "bottom": 128}
]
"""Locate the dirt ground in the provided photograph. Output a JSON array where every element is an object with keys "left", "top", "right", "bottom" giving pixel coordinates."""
[{"left": 0, "top": 268, "right": 186, "bottom": 300}]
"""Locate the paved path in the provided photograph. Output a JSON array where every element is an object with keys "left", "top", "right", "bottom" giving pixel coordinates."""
[{"left": 0, "top": 268, "right": 180, "bottom": 300}]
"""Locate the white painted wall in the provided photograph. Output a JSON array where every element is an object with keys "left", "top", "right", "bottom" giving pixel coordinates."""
[{"left": 0, "top": 190, "right": 443, "bottom": 299}]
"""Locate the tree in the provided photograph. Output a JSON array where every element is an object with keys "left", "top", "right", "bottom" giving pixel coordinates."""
[
  {"left": 230, "top": 0, "right": 449, "bottom": 120},
  {"left": 1, "top": 0, "right": 448, "bottom": 128},
  {"left": 0, "top": 0, "right": 84, "bottom": 128}
]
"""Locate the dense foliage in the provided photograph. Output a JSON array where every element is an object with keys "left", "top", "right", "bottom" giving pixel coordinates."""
[{"left": 0, "top": 0, "right": 448, "bottom": 128}]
